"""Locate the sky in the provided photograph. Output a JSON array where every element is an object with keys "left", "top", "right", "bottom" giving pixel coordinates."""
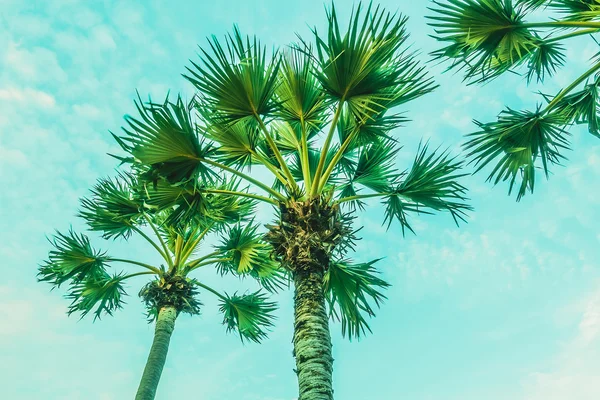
[{"left": 1, "top": 0, "right": 599, "bottom": 399}]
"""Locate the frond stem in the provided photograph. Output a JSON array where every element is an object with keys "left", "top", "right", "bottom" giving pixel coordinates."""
[
  {"left": 110, "top": 258, "right": 162, "bottom": 274},
  {"left": 311, "top": 98, "right": 345, "bottom": 196},
  {"left": 543, "top": 61, "right": 600, "bottom": 113},
  {"left": 254, "top": 113, "right": 299, "bottom": 192},
  {"left": 201, "top": 158, "right": 286, "bottom": 201},
  {"left": 193, "top": 281, "right": 227, "bottom": 300},
  {"left": 201, "top": 189, "right": 278, "bottom": 205}
]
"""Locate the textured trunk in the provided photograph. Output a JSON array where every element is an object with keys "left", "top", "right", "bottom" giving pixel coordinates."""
[
  {"left": 293, "top": 269, "right": 334, "bottom": 400},
  {"left": 135, "top": 306, "right": 178, "bottom": 400}
]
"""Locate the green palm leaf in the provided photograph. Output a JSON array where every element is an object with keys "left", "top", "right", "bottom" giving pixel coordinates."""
[
  {"left": 383, "top": 143, "right": 471, "bottom": 233},
  {"left": 217, "top": 223, "right": 272, "bottom": 274},
  {"left": 550, "top": 0, "right": 600, "bottom": 21},
  {"left": 79, "top": 174, "right": 144, "bottom": 239},
  {"left": 201, "top": 117, "right": 263, "bottom": 168},
  {"left": 349, "top": 139, "right": 400, "bottom": 192},
  {"left": 518, "top": 0, "right": 550, "bottom": 10},
  {"left": 185, "top": 26, "right": 280, "bottom": 123},
  {"left": 39, "top": 230, "right": 109, "bottom": 286},
  {"left": 276, "top": 46, "right": 330, "bottom": 134},
  {"left": 66, "top": 271, "right": 125, "bottom": 320},
  {"left": 314, "top": 3, "right": 434, "bottom": 119},
  {"left": 551, "top": 75, "right": 600, "bottom": 137},
  {"left": 428, "top": 0, "right": 538, "bottom": 83},
  {"left": 525, "top": 37, "right": 565, "bottom": 83},
  {"left": 465, "top": 107, "right": 570, "bottom": 199},
  {"left": 142, "top": 178, "right": 256, "bottom": 228},
  {"left": 113, "top": 94, "right": 216, "bottom": 184},
  {"left": 219, "top": 291, "right": 277, "bottom": 343},
  {"left": 324, "top": 259, "right": 390, "bottom": 339}
]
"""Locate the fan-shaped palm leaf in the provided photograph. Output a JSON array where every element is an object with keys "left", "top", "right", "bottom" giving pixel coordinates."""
[
  {"left": 79, "top": 174, "right": 144, "bottom": 239},
  {"left": 324, "top": 259, "right": 390, "bottom": 339},
  {"left": 466, "top": 107, "right": 570, "bottom": 199},
  {"left": 66, "top": 271, "right": 125, "bottom": 320},
  {"left": 219, "top": 291, "right": 278, "bottom": 343},
  {"left": 551, "top": 0, "right": 600, "bottom": 21},
  {"left": 39, "top": 230, "right": 109, "bottom": 286},
  {"left": 428, "top": 0, "right": 538, "bottom": 83},
  {"left": 382, "top": 143, "right": 471, "bottom": 233},
  {"left": 114, "top": 94, "right": 216, "bottom": 185},
  {"left": 551, "top": 74, "right": 600, "bottom": 136},
  {"left": 185, "top": 26, "right": 281, "bottom": 123}
]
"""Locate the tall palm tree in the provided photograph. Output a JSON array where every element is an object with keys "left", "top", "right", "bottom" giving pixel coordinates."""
[
  {"left": 428, "top": 0, "right": 600, "bottom": 199},
  {"left": 112, "top": 3, "right": 472, "bottom": 399},
  {"left": 39, "top": 166, "right": 281, "bottom": 400}
]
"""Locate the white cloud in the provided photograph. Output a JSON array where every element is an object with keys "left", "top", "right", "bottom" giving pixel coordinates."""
[
  {"left": 0, "top": 87, "right": 56, "bottom": 109},
  {"left": 521, "top": 284, "right": 600, "bottom": 400},
  {"left": 3, "top": 42, "right": 67, "bottom": 83}
]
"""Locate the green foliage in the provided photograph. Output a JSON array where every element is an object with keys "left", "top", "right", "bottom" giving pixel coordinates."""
[
  {"left": 428, "top": 0, "right": 538, "bottom": 83},
  {"left": 276, "top": 47, "right": 330, "bottom": 135},
  {"left": 66, "top": 271, "right": 125, "bottom": 320},
  {"left": 518, "top": 0, "right": 550, "bottom": 10},
  {"left": 314, "top": 3, "right": 434, "bottom": 120},
  {"left": 429, "top": 0, "right": 600, "bottom": 199},
  {"left": 201, "top": 118, "right": 262, "bottom": 168},
  {"left": 39, "top": 230, "right": 109, "bottom": 286},
  {"left": 219, "top": 291, "right": 277, "bottom": 343},
  {"left": 141, "top": 178, "right": 255, "bottom": 228},
  {"left": 185, "top": 26, "right": 280, "bottom": 124},
  {"left": 551, "top": 75, "right": 600, "bottom": 137},
  {"left": 466, "top": 107, "right": 570, "bottom": 199},
  {"left": 382, "top": 144, "right": 471, "bottom": 234},
  {"left": 216, "top": 223, "right": 287, "bottom": 292},
  {"left": 324, "top": 259, "right": 390, "bottom": 339},
  {"left": 113, "top": 94, "right": 216, "bottom": 185},
  {"left": 551, "top": 0, "right": 600, "bottom": 21},
  {"left": 139, "top": 276, "right": 202, "bottom": 321},
  {"left": 79, "top": 174, "right": 144, "bottom": 239},
  {"left": 525, "top": 38, "right": 565, "bottom": 83}
]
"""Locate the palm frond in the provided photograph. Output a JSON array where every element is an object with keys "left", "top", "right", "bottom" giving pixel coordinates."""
[
  {"left": 428, "top": 0, "right": 538, "bottom": 83},
  {"left": 550, "top": 75, "right": 600, "bottom": 137},
  {"left": 348, "top": 139, "right": 401, "bottom": 193},
  {"left": 66, "top": 271, "right": 125, "bottom": 320},
  {"left": 39, "top": 230, "right": 109, "bottom": 286},
  {"left": 324, "top": 259, "right": 390, "bottom": 339},
  {"left": 219, "top": 291, "right": 277, "bottom": 343},
  {"left": 550, "top": 0, "right": 600, "bottom": 21},
  {"left": 185, "top": 26, "right": 280, "bottom": 124},
  {"left": 79, "top": 174, "right": 144, "bottom": 239},
  {"left": 383, "top": 143, "right": 471, "bottom": 234},
  {"left": 142, "top": 179, "right": 256, "bottom": 228},
  {"left": 276, "top": 46, "right": 330, "bottom": 134},
  {"left": 465, "top": 107, "right": 570, "bottom": 199},
  {"left": 114, "top": 93, "right": 216, "bottom": 185},
  {"left": 201, "top": 117, "right": 263, "bottom": 168},
  {"left": 315, "top": 3, "right": 434, "bottom": 118},
  {"left": 216, "top": 223, "right": 273, "bottom": 275},
  {"left": 525, "top": 38, "right": 565, "bottom": 83},
  {"left": 518, "top": 0, "right": 550, "bottom": 11}
]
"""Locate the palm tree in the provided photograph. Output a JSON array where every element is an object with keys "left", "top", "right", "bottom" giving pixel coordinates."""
[
  {"left": 112, "top": 3, "right": 472, "bottom": 399},
  {"left": 39, "top": 165, "right": 281, "bottom": 400},
  {"left": 428, "top": 0, "right": 600, "bottom": 199}
]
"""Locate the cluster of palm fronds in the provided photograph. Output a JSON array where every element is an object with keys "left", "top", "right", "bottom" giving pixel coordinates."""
[{"left": 429, "top": 0, "right": 600, "bottom": 199}]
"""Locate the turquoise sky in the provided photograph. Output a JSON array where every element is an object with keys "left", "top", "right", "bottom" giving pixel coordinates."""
[{"left": 1, "top": 1, "right": 599, "bottom": 399}]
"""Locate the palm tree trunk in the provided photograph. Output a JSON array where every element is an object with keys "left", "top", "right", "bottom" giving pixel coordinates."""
[
  {"left": 135, "top": 306, "right": 178, "bottom": 400},
  {"left": 293, "top": 269, "right": 334, "bottom": 400}
]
